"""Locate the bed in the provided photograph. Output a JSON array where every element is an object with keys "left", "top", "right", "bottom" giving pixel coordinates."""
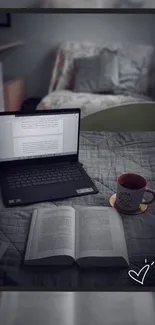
[
  {"left": 37, "top": 41, "right": 155, "bottom": 130},
  {"left": 1, "top": 128, "right": 155, "bottom": 289}
]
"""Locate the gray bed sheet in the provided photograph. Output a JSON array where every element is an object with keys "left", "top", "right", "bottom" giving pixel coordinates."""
[{"left": 0, "top": 131, "right": 155, "bottom": 289}]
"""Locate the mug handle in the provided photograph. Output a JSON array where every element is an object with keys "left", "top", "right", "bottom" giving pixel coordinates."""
[{"left": 142, "top": 188, "right": 155, "bottom": 205}]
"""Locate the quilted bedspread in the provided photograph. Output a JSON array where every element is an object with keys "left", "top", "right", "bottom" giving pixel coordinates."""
[{"left": 0, "top": 131, "right": 155, "bottom": 289}]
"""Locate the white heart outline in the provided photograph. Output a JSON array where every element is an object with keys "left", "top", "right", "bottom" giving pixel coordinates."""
[{"left": 128, "top": 264, "right": 150, "bottom": 285}]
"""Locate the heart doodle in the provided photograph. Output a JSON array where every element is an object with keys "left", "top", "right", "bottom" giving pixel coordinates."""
[{"left": 128, "top": 264, "right": 150, "bottom": 285}]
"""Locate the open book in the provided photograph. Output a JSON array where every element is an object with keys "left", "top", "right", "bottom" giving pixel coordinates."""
[{"left": 24, "top": 206, "right": 129, "bottom": 267}]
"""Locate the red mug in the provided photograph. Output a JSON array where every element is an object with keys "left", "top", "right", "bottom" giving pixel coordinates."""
[{"left": 116, "top": 173, "right": 155, "bottom": 212}]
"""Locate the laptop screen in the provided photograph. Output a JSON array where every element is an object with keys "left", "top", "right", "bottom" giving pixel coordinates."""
[{"left": 0, "top": 110, "right": 79, "bottom": 162}]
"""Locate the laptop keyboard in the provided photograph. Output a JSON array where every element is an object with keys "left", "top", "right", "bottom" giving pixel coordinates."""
[{"left": 6, "top": 164, "right": 83, "bottom": 189}]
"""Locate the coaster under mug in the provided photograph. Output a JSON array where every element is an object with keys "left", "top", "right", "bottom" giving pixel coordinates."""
[{"left": 109, "top": 193, "right": 148, "bottom": 215}]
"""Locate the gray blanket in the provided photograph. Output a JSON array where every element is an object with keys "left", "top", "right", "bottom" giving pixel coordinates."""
[{"left": 0, "top": 131, "right": 155, "bottom": 289}]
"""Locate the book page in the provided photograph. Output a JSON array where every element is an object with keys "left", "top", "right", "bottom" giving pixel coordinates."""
[
  {"left": 75, "top": 206, "right": 128, "bottom": 262},
  {"left": 25, "top": 206, "right": 76, "bottom": 261}
]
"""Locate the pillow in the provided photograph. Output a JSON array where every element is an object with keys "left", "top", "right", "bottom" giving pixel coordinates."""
[
  {"left": 114, "top": 44, "right": 154, "bottom": 96},
  {"left": 73, "top": 54, "right": 101, "bottom": 93},
  {"left": 114, "top": 53, "right": 143, "bottom": 95},
  {"left": 73, "top": 49, "right": 119, "bottom": 93},
  {"left": 99, "top": 48, "right": 119, "bottom": 93},
  {"left": 49, "top": 41, "right": 154, "bottom": 95},
  {"left": 49, "top": 41, "right": 103, "bottom": 92},
  {"left": 114, "top": 54, "right": 140, "bottom": 95}
]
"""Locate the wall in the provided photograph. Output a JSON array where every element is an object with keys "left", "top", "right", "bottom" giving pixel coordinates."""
[{"left": 0, "top": 13, "right": 155, "bottom": 99}]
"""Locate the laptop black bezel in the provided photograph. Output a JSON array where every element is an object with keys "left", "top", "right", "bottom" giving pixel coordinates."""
[{"left": 0, "top": 108, "right": 81, "bottom": 168}]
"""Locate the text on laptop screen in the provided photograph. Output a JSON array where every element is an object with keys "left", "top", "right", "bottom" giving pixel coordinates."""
[{"left": 0, "top": 113, "right": 79, "bottom": 162}]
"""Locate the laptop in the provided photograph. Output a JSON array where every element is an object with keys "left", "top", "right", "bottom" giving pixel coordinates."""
[{"left": 0, "top": 109, "right": 98, "bottom": 207}]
